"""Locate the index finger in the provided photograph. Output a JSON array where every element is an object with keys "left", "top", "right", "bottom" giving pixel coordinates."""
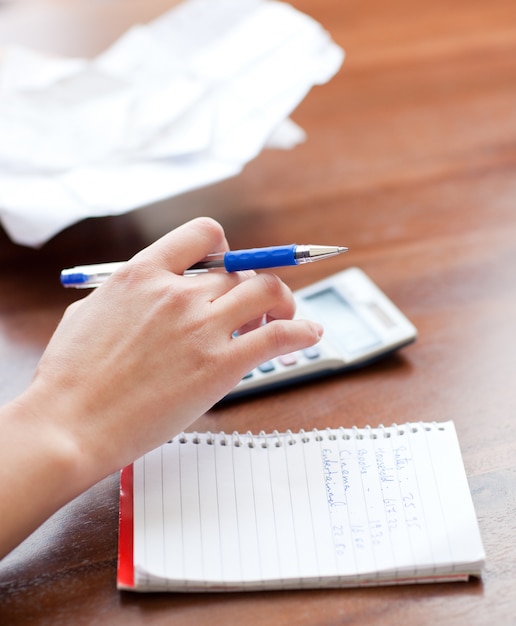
[{"left": 132, "top": 217, "right": 230, "bottom": 275}]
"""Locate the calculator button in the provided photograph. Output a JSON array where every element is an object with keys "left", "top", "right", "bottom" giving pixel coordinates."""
[
  {"left": 279, "top": 353, "right": 297, "bottom": 366},
  {"left": 258, "top": 361, "right": 275, "bottom": 373},
  {"left": 242, "top": 371, "right": 253, "bottom": 379},
  {"left": 303, "top": 346, "right": 320, "bottom": 359}
]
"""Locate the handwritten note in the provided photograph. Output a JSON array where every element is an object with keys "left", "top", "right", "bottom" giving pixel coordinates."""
[{"left": 126, "top": 422, "right": 485, "bottom": 591}]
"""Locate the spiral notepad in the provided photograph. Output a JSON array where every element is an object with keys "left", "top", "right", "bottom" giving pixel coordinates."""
[{"left": 117, "top": 421, "right": 485, "bottom": 592}]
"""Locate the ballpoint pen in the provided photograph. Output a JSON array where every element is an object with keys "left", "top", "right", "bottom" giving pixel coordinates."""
[{"left": 60, "top": 244, "right": 348, "bottom": 288}]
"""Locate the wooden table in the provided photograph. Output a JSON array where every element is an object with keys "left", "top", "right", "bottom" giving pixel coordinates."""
[{"left": 1, "top": 0, "right": 516, "bottom": 623}]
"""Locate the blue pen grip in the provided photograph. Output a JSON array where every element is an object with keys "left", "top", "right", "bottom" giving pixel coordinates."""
[{"left": 224, "top": 244, "right": 298, "bottom": 271}]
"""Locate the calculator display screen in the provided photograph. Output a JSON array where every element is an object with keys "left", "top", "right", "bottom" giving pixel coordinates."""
[{"left": 302, "top": 288, "right": 382, "bottom": 354}]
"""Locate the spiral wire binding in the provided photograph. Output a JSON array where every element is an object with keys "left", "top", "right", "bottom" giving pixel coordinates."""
[{"left": 172, "top": 422, "right": 443, "bottom": 447}]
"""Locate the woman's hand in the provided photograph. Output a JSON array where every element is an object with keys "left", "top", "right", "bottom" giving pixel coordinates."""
[
  {"left": 33, "top": 217, "right": 323, "bottom": 471},
  {"left": 0, "top": 218, "right": 322, "bottom": 558}
]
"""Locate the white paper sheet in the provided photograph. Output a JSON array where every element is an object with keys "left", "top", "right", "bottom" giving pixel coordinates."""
[
  {"left": 126, "top": 423, "right": 485, "bottom": 591},
  {"left": 0, "top": 0, "right": 344, "bottom": 246}
]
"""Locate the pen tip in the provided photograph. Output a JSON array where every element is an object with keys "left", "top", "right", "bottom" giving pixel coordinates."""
[{"left": 305, "top": 245, "right": 349, "bottom": 262}]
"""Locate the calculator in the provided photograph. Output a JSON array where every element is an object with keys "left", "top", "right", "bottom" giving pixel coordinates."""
[{"left": 226, "top": 267, "right": 417, "bottom": 399}]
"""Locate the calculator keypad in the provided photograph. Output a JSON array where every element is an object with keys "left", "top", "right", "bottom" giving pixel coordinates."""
[{"left": 240, "top": 345, "right": 321, "bottom": 383}]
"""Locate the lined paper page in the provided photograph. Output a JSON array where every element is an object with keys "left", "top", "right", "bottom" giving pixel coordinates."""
[{"left": 131, "top": 422, "right": 484, "bottom": 591}]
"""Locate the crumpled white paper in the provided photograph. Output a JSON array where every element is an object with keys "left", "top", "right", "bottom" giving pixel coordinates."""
[{"left": 0, "top": 0, "right": 344, "bottom": 247}]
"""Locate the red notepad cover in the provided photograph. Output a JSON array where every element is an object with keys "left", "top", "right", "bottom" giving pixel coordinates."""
[{"left": 117, "top": 464, "right": 135, "bottom": 590}]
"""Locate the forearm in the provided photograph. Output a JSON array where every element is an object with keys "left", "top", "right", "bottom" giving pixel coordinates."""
[{"left": 0, "top": 392, "right": 89, "bottom": 559}]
